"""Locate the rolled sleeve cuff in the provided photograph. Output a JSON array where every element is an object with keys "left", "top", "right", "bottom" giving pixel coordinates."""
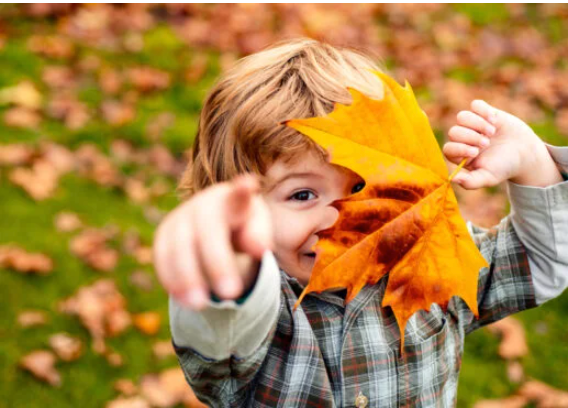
[
  {"left": 170, "top": 249, "right": 281, "bottom": 360},
  {"left": 507, "top": 143, "right": 568, "bottom": 304}
]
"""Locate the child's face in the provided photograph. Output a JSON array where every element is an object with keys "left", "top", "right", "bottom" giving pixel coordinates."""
[{"left": 262, "top": 149, "right": 364, "bottom": 285}]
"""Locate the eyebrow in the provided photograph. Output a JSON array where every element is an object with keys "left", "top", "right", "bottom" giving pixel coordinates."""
[{"left": 263, "top": 172, "right": 323, "bottom": 193}]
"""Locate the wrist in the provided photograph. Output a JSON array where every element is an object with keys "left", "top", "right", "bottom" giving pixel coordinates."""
[{"left": 509, "top": 141, "right": 563, "bottom": 187}]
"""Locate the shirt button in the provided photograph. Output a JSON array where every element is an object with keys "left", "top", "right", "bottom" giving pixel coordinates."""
[{"left": 355, "top": 392, "right": 368, "bottom": 408}]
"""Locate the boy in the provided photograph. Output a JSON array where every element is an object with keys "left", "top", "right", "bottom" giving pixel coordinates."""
[{"left": 153, "top": 38, "right": 568, "bottom": 407}]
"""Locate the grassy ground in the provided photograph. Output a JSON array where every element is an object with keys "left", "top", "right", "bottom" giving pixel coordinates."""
[{"left": 1, "top": 5, "right": 567, "bottom": 407}]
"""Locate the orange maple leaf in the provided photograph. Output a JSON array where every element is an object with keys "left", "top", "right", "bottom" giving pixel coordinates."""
[{"left": 285, "top": 71, "right": 488, "bottom": 349}]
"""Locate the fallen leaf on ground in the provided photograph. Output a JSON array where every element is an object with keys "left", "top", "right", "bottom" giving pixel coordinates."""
[
  {"left": 0, "top": 244, "right": 54, "bottom": 274},
  {"left": 0, "top": 81, "right": 43, "bottom": 109},
  {"left": 3, "top": 106, "right": 41, "bottom": 129},
  {"left": 9, "top": 160, "right": 59, "bottom": 200},
  {"left": 114, "top": 379, "right": 138, "bottom": 396},
  {"left": 49, "top": 333, "right": 83, "bottom": 362},
  {"left": 0, "top": 143, "right": 35, "bottom": 166},
  {"left": 129, "top": 270, "right": 154, "bottom": 292},
  {"left": 133, "top": 312, "right": 161, "bottom": 336},
  {"left": 286, "top": 71, "right": 487, "bottom": 349},
  {"left": 487, "top": 317, "right": 528, "bottom": 359},
  {"left": 152, "top": 340, "right": 175, "bottom": 360},
  {"left": 106, "top": 396, "right": 149, "bottom": 408},
  {"left": 17, "top": 310, "right": 49, "bottom": 328},
  {"left": 20, "top": 350, "right": 61, "bottom": 386},
  {"left": 127, "top": 67, "right": 171, "bottom": 92},
  {"left": 70, "top": 228, "right": 119, "bottom": 272},
  {"left": 54, "top": 211, "right": 83, "bottom": 232},
  {"left": 59, "top": 279, "right": 131, "bottom": 354}
]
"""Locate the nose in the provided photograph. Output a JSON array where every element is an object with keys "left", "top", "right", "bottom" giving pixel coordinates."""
[{"left": 319, "top": 204, "right": 339, "bottom": 232}]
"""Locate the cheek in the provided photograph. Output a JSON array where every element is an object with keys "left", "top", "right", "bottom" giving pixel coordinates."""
[{"left": 269, "top": 206, "right": 314, "bottom": 255}]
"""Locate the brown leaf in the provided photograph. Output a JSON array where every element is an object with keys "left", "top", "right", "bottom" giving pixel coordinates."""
[
  {"left": 59, "top": 279, "right": 131, "bottom": 354},
  {"left": 0, "top": 143, "right": 36, "bottom": 166},
  {"left": 124, "top": 178, "right": 150, "bottom": 204},
  {"left": 9, "top": 160, "right": 59, "bottom": 200},
  {"left": 106, "top": 396, "right": 149, "bottom": 408},
  {"left": 99, "top": 68, "right": 123, "bottom": 95},
  {"left": 152, "top": 341, "right": 175, "bottom": 360},
  {"left": 27, "top": 35, "right": 75, "bottom": 59},
  {"left": 54, "top": 211, "right": 83, "bottom": 233},
  {"left": 102, "top": 100, "right": 135, "bottom": 126},
  {"left": 133, "top": 312, "right": 161, "bottom": 336},
  {"left": 127, "top": 67, "right": 171, "bottom": 92},
  {"left": 487, "top": 317, "right": 528, "bottom": 360},
  {"left": 0, "top": 244, "right": 54, "bottom": 274},
  {"left": 75, "top": 144, "right": 122, "bottom": 187},
  {"left": 49, "top": 333, "right": 83, "bottom": 362},
  {"left": 70, "top": 228, "right": 119, "bottom": 272},
  {"left": 129, "top": 270, "right": 154, "bottom": 292},
  {"left": 105, "top": 351, "right": 124, "bottom": 367},
  {"left": 17, "top": 310, "right": 49, "bottom": 328},
  {"left": 42, "top": 66, "right": 76, "bottom": 89},
  {"left": 47, "top": 92, "right": 90, "bottom": 130},
  {"left": 3, "top": 107, "right": 42, "bottom": 129},
  {"left": 20, "top": 350, "right": 61, "bottom": 386},
  {"left": 114, "top": 379, "right": 138, "bottom": 397}
]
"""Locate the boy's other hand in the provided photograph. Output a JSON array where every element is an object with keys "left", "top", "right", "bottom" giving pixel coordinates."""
[
  {"left": 153, "top": 174, "right": 274, "bottom": 310},
  {"left": 443, "top": 99, "right": 563, "bottom": 189}
]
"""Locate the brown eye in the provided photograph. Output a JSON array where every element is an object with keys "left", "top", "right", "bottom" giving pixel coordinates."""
[
  {"left": 289, "top": 190, "right": 316, "bottom": 201},
  {"left": 351, "top": 182, "right": 365, "bottom": 194}
]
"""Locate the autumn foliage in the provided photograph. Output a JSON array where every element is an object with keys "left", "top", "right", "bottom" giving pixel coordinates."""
[{"left": 287, "top": 72, "right": 488, "bottom": 349}]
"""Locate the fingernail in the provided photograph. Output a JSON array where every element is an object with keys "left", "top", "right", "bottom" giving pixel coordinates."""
[
  {"left": 216, "top": 279, "right": 240, "bottom": 298},
  {"left": 486, "top": 125, "right": 496, "bottom": 136},
  {"left": 480, "top": 137, "right": 490, "bottom": 148},
  {"left": 468, "top": 147, "right": 479, "bottom": 157},
  {"left": 183, "top": 288, "right": 209, "bottom": 309}
]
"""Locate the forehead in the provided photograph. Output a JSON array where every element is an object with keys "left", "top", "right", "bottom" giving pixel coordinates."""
[{"left": 263, "top": 149, "right": 355, "bottom": 190}]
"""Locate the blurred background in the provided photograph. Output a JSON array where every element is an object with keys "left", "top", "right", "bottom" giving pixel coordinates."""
[{"left": 0, "top": 4, "right": 567, "bottom": 407}]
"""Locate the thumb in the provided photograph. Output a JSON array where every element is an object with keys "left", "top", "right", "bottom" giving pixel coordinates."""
[{"left": 453, "top": 168, "right": 498, "bottom": 190}]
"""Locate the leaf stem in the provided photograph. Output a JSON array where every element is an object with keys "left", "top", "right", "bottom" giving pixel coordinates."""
[{"left": 448, "top": 158, "right": 467, "bottom": 182}]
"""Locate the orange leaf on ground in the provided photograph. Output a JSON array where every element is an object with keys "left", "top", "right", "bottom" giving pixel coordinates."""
[
  {"left": 286, "top": 71, "right": 487, "bottom": 349},
  {"left": 133, "top": 312, "right": 161, "bottom": 336}
]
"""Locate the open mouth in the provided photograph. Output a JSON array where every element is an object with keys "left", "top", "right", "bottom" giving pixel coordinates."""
[{"left": 304, "top": 252, "right": 316, "bottom": 258}]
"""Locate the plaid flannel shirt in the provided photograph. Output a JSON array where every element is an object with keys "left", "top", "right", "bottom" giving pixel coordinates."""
[
  {"left": 173, "top": 144, "right": 568, "bottom": 407},
  {"left": 175, "top": 216, "right": 535, "bottom": 407}
]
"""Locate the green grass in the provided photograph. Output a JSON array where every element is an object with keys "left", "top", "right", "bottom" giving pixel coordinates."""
[{"left": 1, "top": 5, "right": 567, "bottom": 407}]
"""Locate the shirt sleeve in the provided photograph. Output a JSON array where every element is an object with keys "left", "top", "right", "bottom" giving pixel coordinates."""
[
  {"left": 169, "top": 250, "right": 281, "bottom": 406},
  {"left": 456, "top": 143, "right": 568, "bottom": 334},
  {"left": 506, "top": 144, "right": 568, "bottom": 305}
]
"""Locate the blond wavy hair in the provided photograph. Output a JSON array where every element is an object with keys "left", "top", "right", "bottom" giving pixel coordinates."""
[{"left": 177, "top": 38, "right": 385, "bottom": 201}]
